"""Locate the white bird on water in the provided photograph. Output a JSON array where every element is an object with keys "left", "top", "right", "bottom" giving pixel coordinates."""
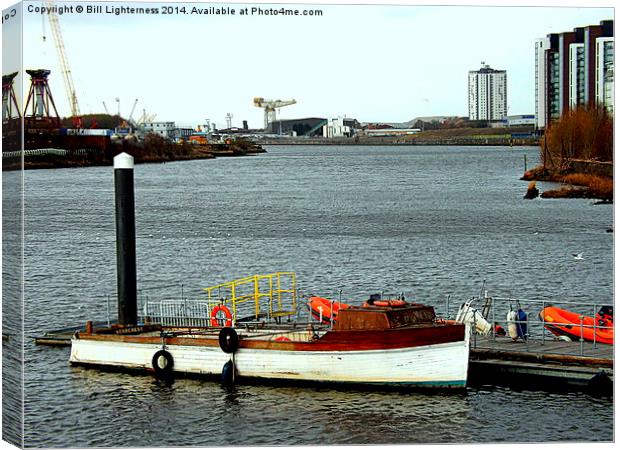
[{"left": 572, "top": 253, "right": 584, "bottom": 260}]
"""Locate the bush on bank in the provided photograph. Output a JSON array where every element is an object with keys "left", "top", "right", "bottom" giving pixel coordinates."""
[
  {"left": 540, "top": 105, "right": 613, "bottom": 165},
  {"left": 522, "top": 105, "right": 614, "bottom": 202}
]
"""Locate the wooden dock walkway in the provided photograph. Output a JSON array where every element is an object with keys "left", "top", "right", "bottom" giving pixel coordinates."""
[
  {"left": 33, "top": 321, "right": 110, "bottom": 346},
  {"left": 471, "top": 334, "right": 613, "bottom": 360},
  {"left": 468, "top": 334, "right": 613, "bottom": 393}
]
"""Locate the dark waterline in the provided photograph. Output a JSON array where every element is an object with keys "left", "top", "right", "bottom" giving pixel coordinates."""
[{"left": 9, "top": 145, "right": 614, "bottom": 446}]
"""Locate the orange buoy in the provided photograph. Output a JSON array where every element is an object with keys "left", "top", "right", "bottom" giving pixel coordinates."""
[{"left": 211, "top": 305, "right": 233, "bottom": 327}]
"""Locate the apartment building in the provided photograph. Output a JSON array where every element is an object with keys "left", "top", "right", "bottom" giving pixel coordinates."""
[
  {"left": 468, "top": 64, "right": 507, "bottom": 121},
  {"left": 534, "top": 20, "right": 614, "bottom": 129}
]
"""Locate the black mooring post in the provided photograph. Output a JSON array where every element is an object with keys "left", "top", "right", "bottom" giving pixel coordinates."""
[{"left": 114, "top": 152, "right": 137, "bottom": 326}]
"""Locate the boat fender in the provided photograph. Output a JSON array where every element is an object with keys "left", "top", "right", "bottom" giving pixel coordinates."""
[
  {"left": 516, "top": 309, "right": 528, "bottom": 339},
  {"left": 152, "top": 350, "right": 174, "bottom": 376},
  {"left": 221, "top": 359, "right": 235, "bottom": 385},
  {"left": 507, "top": 310, "right": 519, "bottom": 341},
  {"left": 211, "top": 305, "right": 233, "bottom": 327},
  {"left": 455, "top": 300, "right": 491, "bottom": 335},
  {"left": 588, "top": 370, "right": 612, "bottom": 394},
  {"left": 219, "top": 327, "right": 239, "bottom": 353}
]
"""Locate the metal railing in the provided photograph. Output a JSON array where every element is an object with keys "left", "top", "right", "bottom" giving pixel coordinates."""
[
  {"left": 2, "top": 148, "right": 101, "bottom": 158},
  {"left": 203, "top": 272, "right": 297, "bottom": 324},
  {"left": 142, "top": 298, "right": 213, "bottom": 327},
  {"left": 447, "top": 292, "right": 613, "bottom": 356}
]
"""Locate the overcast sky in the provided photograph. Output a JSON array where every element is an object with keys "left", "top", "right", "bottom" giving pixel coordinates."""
[{"left": 2, "top": 0, "right": 614, "bottom": 128}]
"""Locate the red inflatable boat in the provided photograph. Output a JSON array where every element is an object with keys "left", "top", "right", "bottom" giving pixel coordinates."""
[{"left": 539, "top": 306, "right": 614, "bottom": 345}]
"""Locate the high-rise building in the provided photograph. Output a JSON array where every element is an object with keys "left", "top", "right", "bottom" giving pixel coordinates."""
[
  {"left": 468, "top": 64, "right": 507, "bottom": 121},
  {"left": 568, "top": 42, "right": 586, "bottom": 108},
  {"left": 595, "top": 36, "right": 615, "bottom": 115},
  {"left": 534, "top": 20, "right": 613, "bottom": 129}
]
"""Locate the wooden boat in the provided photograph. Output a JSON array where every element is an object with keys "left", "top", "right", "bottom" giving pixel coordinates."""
[
  {"left": 73, "top": 159, "right": 469, "bottom": 389},
  {"left": 70, "top": 300, "right": 470, "bottom": 389},
  {"left": 539, "top": 306, "right": 613, "bottom": 345}
]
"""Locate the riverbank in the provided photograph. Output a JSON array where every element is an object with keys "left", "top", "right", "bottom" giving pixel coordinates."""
[
  {"left": 260, "top": 126, "right": 539, "bottom": 146},
  {"left": 2, "top": 139, "right": 265, "bottom": 171},
  {"left": 522, "top": 165, "right": 613, "bottom": 202}
]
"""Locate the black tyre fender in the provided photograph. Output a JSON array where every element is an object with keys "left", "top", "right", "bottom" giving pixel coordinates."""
[
  {"left": 221, "top": 359, "right": 235, "bottom": 385},
  {"left": 152, "top": 350, "right": 174, "bottom": 375},
  {"left": 219, "top": 327, "right": 239, "bottom": 353}
]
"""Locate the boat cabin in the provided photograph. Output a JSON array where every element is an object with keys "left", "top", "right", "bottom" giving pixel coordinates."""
[{"left": 333, "top": 304, "right": 436, "bottom": 331}]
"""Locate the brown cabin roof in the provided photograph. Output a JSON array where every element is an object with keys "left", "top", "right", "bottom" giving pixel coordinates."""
[{"left": 333, "top": 304, "right": 436, "bottom": 331}]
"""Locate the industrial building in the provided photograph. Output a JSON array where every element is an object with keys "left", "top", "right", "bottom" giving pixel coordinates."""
[
  {"left": 323, "top": 117, "right": 359, "bottom": 138},
  {"left": 140, "top": 121, "right": 176, "bottom": 140},
  {"left": 468, "top": 64, "right": 507, "bottom": 121},
  {"left": 505, "top": 114, "right": 536, "bottom": 127},
  {"left": 266, "top": 118, "right": 326, "bottom": 136},
  {"left": 534, "top": 20, "right": 614, "bottom": 129}
]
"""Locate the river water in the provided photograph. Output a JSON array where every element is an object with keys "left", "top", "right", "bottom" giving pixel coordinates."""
[{"left": 5, "top": 145, "right": 615, "bottom": 446}]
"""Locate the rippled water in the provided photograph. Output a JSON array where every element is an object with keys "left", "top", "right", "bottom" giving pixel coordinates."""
[{"left": 9, "top": 145, "right": 615, "bottom": 446}]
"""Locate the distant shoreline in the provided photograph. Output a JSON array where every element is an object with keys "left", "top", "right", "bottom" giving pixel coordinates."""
[
  {"left": 1, "top": 142, "right": 265, "bottom": 171},
  {"left": 260, "top": 137, "right": 538, "bottom": 146},
  {"left": 259, "top": 126, "right": 539, "bottom": 146}
]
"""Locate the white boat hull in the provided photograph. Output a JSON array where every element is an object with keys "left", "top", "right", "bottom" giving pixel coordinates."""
[{"left": 70, "top": 337, "right": 469, "bottom": 388}]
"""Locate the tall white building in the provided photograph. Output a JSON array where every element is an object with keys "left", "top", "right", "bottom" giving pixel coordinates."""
[
  {"left": 535, "top": 38, "right": 551, "bottom": 129},
  {"left": 595, "top": 36, "right": 614, "bottom": 115},
  {"left": 568, "top": 43, "right": 586, "bottom": 108},
  {"left": 468, "top": 64, "right": 507, "bottom": 121}
]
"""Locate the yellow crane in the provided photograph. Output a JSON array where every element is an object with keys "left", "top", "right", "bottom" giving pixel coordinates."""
[
  {"left": 253, "top": 97, "right": 296, "bottom": 130},
  {"left": 44, "top": 0, "right": 81, "bottom": 127}
]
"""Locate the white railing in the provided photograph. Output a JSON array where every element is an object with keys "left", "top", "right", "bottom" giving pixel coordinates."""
[{"left": 142, "top": 299, "right": 214, "bottom": 327}]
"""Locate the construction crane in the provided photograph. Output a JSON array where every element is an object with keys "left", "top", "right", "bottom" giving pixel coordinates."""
[
  {"left": 128, "top": 99, "right": 138, "bottom": 125},
  {"left": 253, "top": 97, "right": 296, "bottom": 130},
  {"left": 136, "top": 108, "right": 157, "bottom": 125},
  {"left": 44, "top": 0, "right": 81, "bottom": 127}
]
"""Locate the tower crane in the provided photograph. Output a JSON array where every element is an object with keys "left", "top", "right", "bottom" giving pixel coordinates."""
[
  {"left": 253, "top": 97, "right": 296, "bottom": 130},
  {"left": 44, "top": 0, "right": 81, "bottom": 127}
]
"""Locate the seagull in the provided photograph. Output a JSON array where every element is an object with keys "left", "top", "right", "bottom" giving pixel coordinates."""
[{"left": 572, "top": 253, "right": 584, "bottom": 260}]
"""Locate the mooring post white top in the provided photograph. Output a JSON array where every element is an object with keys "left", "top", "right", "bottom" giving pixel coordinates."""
[{"left": 113, "top": 152, "right": 134, "bottom": 169}]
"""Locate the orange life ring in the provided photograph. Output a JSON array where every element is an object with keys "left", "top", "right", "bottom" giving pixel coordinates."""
[
  {"left": 373, "top": 299, "right": 407, "bottom": 307},
  {"left": 211, "top": 305, "right": 233, "bottom": 327}
]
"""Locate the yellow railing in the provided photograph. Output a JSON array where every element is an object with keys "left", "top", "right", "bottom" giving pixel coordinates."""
[{"left": 203, "top": 272, "right": 297, "bottom": 325}]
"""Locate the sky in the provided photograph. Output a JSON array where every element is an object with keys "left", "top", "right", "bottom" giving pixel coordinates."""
[{"left": 2, "top": 0, "right": 615, "bottom": 129}]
